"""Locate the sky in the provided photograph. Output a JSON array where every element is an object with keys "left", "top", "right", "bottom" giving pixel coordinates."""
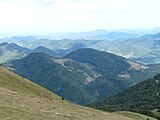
[{"left": 0, "top": 0, "right": 160, "bottom": 35}]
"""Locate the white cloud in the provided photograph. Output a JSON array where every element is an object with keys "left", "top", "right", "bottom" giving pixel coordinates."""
[{"left": 0, "top": 0, "right": 160, "bottom": 34}]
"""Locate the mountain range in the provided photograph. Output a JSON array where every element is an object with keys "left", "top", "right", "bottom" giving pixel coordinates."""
[
  {"left": 27, "top": 27, "right": 160, "bottom": 40},
  {"left": 0, "top": 42, "right": 31, "bottom": 63},
  {"left": 0, "top": 42, "right": 75, "bottom": 63},
  {"left": 5, "top": 48, "right": 159, "bottom": 105},
  {"left": 1, "top": 30, "right": 160, "bottom": 64},
  {"left": 1, "top": 28, "right": 160, "bottom": 119},
  {"left": 44, "top": 30, "right": 139, "bottom": 41}
]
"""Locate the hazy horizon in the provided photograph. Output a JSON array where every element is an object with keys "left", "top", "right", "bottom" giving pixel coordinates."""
[{"left": 0, "top": 0, "right": 160, "bottom": 34}]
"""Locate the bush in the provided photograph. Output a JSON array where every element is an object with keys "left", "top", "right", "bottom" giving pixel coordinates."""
[{"left": 156, "top": 115, "right": 160, "bottom": 120}]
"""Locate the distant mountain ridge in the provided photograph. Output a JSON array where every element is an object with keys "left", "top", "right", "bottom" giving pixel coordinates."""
[
  {"left": 0, "top": 42, "right": 56, "bottom": 63},
  {"left": 0, "top": 42, "right": 31, "bottom": 63},
  {"left": 33, "top": 46, "right": 57, "bottom": 56},
  {"left": 1, "top": 31, "right": 160, "bottom": 64},
  {"left": 41, "top": 30, "right": 138, "bottom": 40},
  {"left": 121, "top": 32, "right": 160, "bottom": 64},
  {"left": 0, "top": 42, "right": 75, "bottom": 63}
]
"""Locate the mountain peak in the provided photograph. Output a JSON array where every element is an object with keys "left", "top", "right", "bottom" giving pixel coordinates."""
[
  {"left": 0, "top": 42, "right": 9, "bottom": 46},
  {"left": 25, "top": 52, "right": 52, "bottom": 60},
  {"left": 154, "top": 32, "right": 160, "bottom": 38},
  {"left": 34, "top": 46, "right": 51, "bottom": 51},
  {"left": 64, "top": 48, "right": 130, "bottom": 74},
  {"left": 33, "top": 46, "right": 56, "bottom": 56}
]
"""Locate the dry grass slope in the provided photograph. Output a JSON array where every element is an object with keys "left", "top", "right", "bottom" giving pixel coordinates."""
[
  {"left": 116, "top": 111, "right": 156, "bottom": 120},
  {"left": 0, "top": 67, "right": 133, "bottom": 120}
]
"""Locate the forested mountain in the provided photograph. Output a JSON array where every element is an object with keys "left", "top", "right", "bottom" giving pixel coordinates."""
[
  {"left": 90, "top": 74, "right": 160, "bottom": 119},
  {"left": 9, "top": 52, "right": 95, "bottom": 104},
  {"left": 33, "top": 46, "right": 57, "bottom": 56},
  {"left": 64, "top": 48, "right": 158, "bottom": 84},
  {"left": 6, "top": 48, "right": 159, "bottom": 104},
  {"left": 118, "top": 32, "right": 160, "bottom": 64},
  {"left": 9, "top": 52, "right": 126, "bottom": 104},
  {"left": 0, "top": 42, "right": 58, "bottom": 63},
  {"left": 0, "top": 42, "right": 31, "bottom": 63},
  {"left": 64, "top": 48, "right": 131, "bottom": 74},
  {"left": 0, "top": 42, "right": 71, "bottom": 63}
]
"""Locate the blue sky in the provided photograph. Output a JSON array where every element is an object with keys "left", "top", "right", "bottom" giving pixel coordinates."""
[{"left": 0, "top": 0, "right": 160, "bottom": 34}]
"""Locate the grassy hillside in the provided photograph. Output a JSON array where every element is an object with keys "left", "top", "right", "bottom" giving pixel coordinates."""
[
  {"left": 0, "top": 66, "right": 137, "bottom": 120},
  {"left": 116, "top": 111, "right": 156, "bottom": 120},
  {"left": 90, "top": 74, "right": 160, "bottom": 119}
]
